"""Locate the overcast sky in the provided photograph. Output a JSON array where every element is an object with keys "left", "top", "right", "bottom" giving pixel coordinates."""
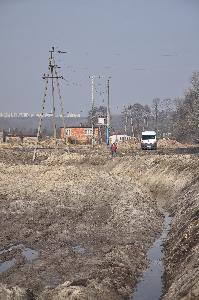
[{"left": 0, "top": 0, "right": 199, "bottom": 115}]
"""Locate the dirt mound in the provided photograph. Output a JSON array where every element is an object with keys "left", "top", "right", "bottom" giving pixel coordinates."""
[
  {"left": 114, "top": 138, "right": 139, "bottom": 155},
  {"left": 158, "top": 138, "right": 187, "bottom": 149}
]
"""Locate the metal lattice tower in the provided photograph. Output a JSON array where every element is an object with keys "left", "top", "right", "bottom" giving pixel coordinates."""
[{"left": 33, "top": 47, "right": 68, "bottom": 161}]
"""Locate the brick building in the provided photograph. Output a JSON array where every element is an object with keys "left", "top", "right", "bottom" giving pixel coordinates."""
[{"left": 60, "top": 126, "right": 99, "bottom": 144}]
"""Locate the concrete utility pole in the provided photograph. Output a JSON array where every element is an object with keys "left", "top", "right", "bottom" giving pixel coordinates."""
[
  {"left": 90, "top": 75, "right": 95, "bottom": 147},
  {"left": 106, "top": 77, "right": 111, "bottom": 145},
  {"left": 155, "top": 105, "right": 158, "bottom": 132},
  {"left": 130, "top": 114, "right": 134, "bottom": 137},
  {"left": 124, "top": 106, "right": 128, "bottom": 134},
  {"left": 89, "top": 75, "right": 101, "bottom": 146}
]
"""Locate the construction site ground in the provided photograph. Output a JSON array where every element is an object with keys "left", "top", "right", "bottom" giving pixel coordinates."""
[{"left": 0, "top": 139, "right": 198, "bottom": 300}]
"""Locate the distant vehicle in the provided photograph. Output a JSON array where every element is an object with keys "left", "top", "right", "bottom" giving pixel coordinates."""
[{"left": 141, "top": 131, "right": 157, "bottom": 150}]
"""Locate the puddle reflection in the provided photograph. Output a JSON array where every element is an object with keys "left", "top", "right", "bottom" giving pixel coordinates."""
[{"left": 130, "top": 213, "right": 172, "bottom": 300}]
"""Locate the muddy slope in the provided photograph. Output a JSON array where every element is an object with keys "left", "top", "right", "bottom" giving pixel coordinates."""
[{"left": 0, "top": 149, "right": 198, "bottom": 299}]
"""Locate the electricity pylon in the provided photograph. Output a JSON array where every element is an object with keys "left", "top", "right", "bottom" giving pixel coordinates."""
[{"left": 33, "top": 47, "right": 67, "bottom": 161}]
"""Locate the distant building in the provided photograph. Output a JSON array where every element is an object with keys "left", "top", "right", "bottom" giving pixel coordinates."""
[
  {"left": 109, "top": 134, "right": 132, "bottom": 144},
  {"left": 0, "top": 112, "right": 81, "bottom": 118},
  {"left": 65, "top": 113, "right": 81, "bottom": 118},
  {"left": 60, "top": 126, "right": 99, "bottom": 144},
  {"left": 0, "top": 112, "right": 32, "bottom": 118}
]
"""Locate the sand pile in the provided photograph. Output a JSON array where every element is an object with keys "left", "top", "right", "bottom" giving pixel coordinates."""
[{"left": 158, "top": 138, "right": 186, "bottom": 148}]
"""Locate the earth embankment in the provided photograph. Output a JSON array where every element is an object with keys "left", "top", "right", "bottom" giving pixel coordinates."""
[{"left": 112, "top": 154, "right": 199, "bottom": 299}]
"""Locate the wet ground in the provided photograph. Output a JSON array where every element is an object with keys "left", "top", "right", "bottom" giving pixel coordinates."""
[
  {"left": 130, "top": 213, "right": 172, "bottom": 300},
  {"left": 0, "top": 244, "right": 39, "bottom": 274},
  {"left": 0, "top": 145, "right": 198, "bottom": 299}
]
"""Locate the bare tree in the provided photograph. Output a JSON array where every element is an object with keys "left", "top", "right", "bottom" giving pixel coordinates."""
[
  {"left": 122, "top": 103, "right": 150, "bottom": 137},
  {"left": 87, "top": 105, "right": 107, "bottom": 127},
  {"left": 152, "top": 98, "right": 160, "bottom": 132},
  {"left": 173, "top": 72, "right": 199, "bottom": 142}
]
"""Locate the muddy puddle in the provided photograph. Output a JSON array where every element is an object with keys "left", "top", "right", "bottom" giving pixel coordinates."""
[
  {"left": 71, "top": 244, "right": 86, "bottom": 254},
  {"left": 130, "top": 212, "right": 172, "bottom": 300},
  {"left": 0, "top": 244, "right": 39, "bottom": 274},
  {"left": 0, "top": 258, "right": 16, "bottom": 273}
]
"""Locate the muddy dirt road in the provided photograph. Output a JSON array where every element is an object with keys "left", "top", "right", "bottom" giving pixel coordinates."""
[{"left": 0, "top": 146, "right": 198, "bottom": 299}]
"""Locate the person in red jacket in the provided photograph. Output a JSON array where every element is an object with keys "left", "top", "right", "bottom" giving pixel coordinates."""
[{"left": 111, "top": 142, "right": 117, "bottom": 157}]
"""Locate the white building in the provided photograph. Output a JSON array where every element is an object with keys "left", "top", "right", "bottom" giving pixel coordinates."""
[
  {"left": 109, "top": 134, "right": 132, "bottom": 144},
  {"left": 65, "top": 113, "right": 81, "bottom": 118}
]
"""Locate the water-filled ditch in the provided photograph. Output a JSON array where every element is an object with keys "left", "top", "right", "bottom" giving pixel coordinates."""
[{"left": 130, "top": 212, "right": 172, "bottom": 300}]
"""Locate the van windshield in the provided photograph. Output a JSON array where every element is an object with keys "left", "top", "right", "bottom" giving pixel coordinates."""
[{"left": 142, "top": 135, "right": 155, "bottom": 140}]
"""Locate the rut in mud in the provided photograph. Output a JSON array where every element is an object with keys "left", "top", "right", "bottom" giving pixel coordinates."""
[{"left": 0, "top": 148, "right": 198, "bottom": 299}]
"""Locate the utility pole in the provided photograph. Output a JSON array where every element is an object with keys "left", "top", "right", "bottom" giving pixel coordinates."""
[
  {"left": 33, "top": 46, "right": 67, "bottom": 161},
  {"left": 155, "top": 103, "right": 158, "bottom": 132},
  {"left": 49, "top": 47, "right": 57, "bottom": 141},
  {"left": 90, "top": 75, "right": 95, "bottom": 147},
  {"left": 124, "top": 106, "right": 128, "bottom": 134},
  {"left": 89, "top": 75, "right": 101, "bottom": 147},
  {"left": 106, "top": 77, "right": 111, "bottom": 145},
  {"left": 130, "top": 113, "right": 134, "bottom": 137}
]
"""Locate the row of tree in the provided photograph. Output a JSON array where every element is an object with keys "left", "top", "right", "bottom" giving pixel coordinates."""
[
  {"left": 87, "top": 72, "right": 199, "bottom": 142},
  {"left": 121, "top": 98, "right": 177, "bottom": 138},
  {"left": 172, "top": 72, "right": 199, "bottom": 142}
]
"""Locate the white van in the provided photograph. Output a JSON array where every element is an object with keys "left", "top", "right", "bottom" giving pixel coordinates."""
[{"left": 141, "top": 131, "right": 157, "bottom": 150}]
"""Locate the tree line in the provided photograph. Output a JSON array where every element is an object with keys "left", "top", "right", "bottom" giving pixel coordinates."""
[{"left": 88, "top": 72, "right": 199, "bottom": 143}]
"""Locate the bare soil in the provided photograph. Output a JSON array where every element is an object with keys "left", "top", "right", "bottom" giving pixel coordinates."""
[{"left": 0, "top": 144, "right": 198, "bottom": 300}]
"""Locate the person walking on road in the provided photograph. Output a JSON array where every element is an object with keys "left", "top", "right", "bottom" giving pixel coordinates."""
[{"left": 111, "top": 142, "right": 117, "bottom": 158}]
